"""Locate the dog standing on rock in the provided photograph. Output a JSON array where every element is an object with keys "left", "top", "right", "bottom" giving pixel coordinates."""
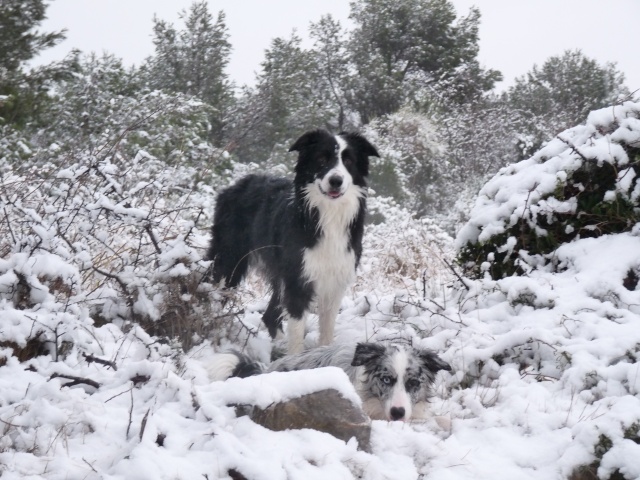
[{"left": 207, "top": 129, "right": 378, "bottom": 354}]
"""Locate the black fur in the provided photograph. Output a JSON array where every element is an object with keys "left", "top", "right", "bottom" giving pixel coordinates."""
[
  {"left": 207, "top": 129, "right": 378, "bottom": 341},
  {"left": 351, "top": 342, "right": 387, "bottom": 367}
]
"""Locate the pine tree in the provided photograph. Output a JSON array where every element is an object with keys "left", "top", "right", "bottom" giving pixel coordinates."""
[
  {"left": 347, "top": 0, "right": 498, "bottom": 122},
  {"left": 38, "top": 53, "right": 221, "bottom": 170},
  {"left": 0, "top": 0, "right": 76, "bottom": 128},
  {"left": 507, "top": 49, "right": 630, "bottom": 158},
  {"left": 227, "top": 33, "right": 333, "bottom": 162},
  {"left": 37, "top": 53, "right": 141, "bottom": 150},
  {"left": 309, "top": 15, "right": 352, "bottom": 131},
  {"left": 144, "top": 1, "right": 233, "bottom": 145}
]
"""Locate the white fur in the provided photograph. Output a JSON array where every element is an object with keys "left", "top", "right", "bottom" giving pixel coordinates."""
[
  {"left": 317, "top": 136, "right": 353, "bottom": 196},
  {"left": 204, "top": 353, "right": 241, "bottom": 381},
  {"left": 287, "top": 314, "right": 307, "bottom": 354},
  {"left": 387, "top": 348, "right": 412, "bottom": 421},
  {"left": 301, "top": 138, "right": 364, "bottom": 348}
]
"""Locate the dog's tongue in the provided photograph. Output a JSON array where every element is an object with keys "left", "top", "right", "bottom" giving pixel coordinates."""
[{"left": 327, "top": 190, "right": 342, "bottom": 198}]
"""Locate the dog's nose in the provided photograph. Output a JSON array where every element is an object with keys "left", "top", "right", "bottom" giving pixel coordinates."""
[
  {"left": 389, "top": 407, "right": 405, "bottom": 421},
  {"left": 328, "top": 175, "right": 343, "bottom": 189}
]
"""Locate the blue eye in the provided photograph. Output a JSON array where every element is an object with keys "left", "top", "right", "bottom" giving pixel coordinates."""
[{"left": 381, "top": 376, "right": 393, "bottom": 385}]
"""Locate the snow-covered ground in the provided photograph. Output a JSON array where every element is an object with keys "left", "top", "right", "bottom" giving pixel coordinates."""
[{"left": 2, "top": 102, "right": 640, "bottom": 479}]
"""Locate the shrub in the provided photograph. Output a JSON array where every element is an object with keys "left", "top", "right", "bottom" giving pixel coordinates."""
[
  {"left": 456, "top": 101, "right": 640, "bottom": 280},
  {"left": 0, "top": 134, "right": 238, "bottom": 359}
]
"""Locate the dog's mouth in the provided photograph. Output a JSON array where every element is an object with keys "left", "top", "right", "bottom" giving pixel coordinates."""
[{"left": 319, "top": 186, "right": 344, "bottom": 199}]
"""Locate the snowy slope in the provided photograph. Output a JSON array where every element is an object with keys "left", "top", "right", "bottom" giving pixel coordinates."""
[{"left": 2, "top": 102, "right": 640, "bottom": 479}]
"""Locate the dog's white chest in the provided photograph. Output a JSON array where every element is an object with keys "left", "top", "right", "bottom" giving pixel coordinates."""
[
  {"left": 301, "top": 182, "right": 362, "bottom": 307},
  {"left": 304, "top": 225, "right": 355, "bottom": 293},
  {"left": 302, "top": 227, "right": 356, "bottom": 306}
]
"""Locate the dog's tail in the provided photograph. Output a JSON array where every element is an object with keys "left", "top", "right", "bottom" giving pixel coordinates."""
[{"left": 205, "top": 351, "right": 265, "bottom": 381}]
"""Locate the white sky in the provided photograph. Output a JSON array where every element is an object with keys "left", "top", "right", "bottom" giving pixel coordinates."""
[{"left": 35, "top": 0, "right": 640, "bottom": 93}]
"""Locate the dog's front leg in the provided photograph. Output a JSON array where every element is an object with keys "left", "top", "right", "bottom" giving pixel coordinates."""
[
  {"left": 287, "top": 314, "right": 306, "bottom": 354},
  {"left": 317, "top": 304, "right": 340, "bottom": 346},
  {"left": 317, "top": 291, "right": 343, "bottom": 346}
]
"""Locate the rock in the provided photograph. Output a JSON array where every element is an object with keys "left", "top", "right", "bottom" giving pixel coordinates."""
[{"left": 235, "top": 388, "right": 371, "bottom": 452}]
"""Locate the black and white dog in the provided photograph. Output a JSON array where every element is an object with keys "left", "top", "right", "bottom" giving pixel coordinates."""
[
  {"left": 206, "top": 342, "right": 451, "bottom": 422},
  {"left": 207, "top": 129, "right": 378, "bottom": 354}
]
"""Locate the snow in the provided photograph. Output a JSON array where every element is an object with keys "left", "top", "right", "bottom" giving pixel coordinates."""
[
  {"left": 2, "top": 102, "right": 640, "bottom": 479},
  {"left": 209, "top": 367, "right": 362, "bottom": 409},
  {"left": 456, "top": 101, "right": 640, "bottom": 250},
  {"left": 2, "top": 232, "right": 635, "bottom": 480}
]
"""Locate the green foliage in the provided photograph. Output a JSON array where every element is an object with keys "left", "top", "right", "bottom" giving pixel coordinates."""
[
  {"left": 227, "top": 33, "right": 334, "bottom": 162},
  {"left": 457, "top": 102, "right": 640, "bottom": 280},
  {"left": 464, "top": 160, "right": 639, "bottom": 277},
  {"left": 0, "top": 0, "right": 77, "bottom": 128},
  {"left": 0, "top": 0, "right": 64, "bottom": 73},
  {"left": 348, "top": 0, "right": 499, "bottom": 122},
  {"left": 507, "top": 50, "right": 630, "bottom": 159},
  {"left": 143, "top": 1, "right": 233, "bottom": 145}
]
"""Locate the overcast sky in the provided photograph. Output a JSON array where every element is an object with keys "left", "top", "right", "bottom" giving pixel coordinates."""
[{"left": 35, "top": 0, "right": 640, "bottom": 93}]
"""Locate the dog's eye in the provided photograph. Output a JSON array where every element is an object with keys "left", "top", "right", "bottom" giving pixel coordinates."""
[
  {"left": 381, "top": 375, "right": 393, "bottom": 385},
  {"left": 406, "top": 379, "right": 420, "bottom": 391},
  {"left": 342, "top": 155, "right": 353, "bottom": 167}
]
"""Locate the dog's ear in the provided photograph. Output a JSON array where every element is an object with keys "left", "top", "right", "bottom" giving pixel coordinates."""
[
  {"left": 289, "top": 129, "right": 330, "bottom": 152},
  {"left": 351, "top": 342, "right": 386, "bottom": 367},
  {"left": 339, "top": 132, "right": 379, "bottom": 158},
  {"left": 417, "top": 349, "right": 451, "bottom": 373}
]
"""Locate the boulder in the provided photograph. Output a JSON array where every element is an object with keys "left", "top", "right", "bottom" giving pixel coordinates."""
[{"left": 235, "top": 388, "right": 371, "bottom": 452}]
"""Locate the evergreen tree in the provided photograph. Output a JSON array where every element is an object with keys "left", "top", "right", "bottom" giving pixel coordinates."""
[
  {"left": 227, "top": 33, "right": 333, "bottom": 162},
  {"left": 37, "top": 53, "right": 221, "bottom": 169},
  {"left": 309, "top": 15, "right": 352, "bottom": 131},
  {"left": 144, "top": 1, "right": 233, "bottom": 145},
  {"left": 347, "top": 0, "right": 498, "bottom": 122},
  {"left": 507, "top": 49, "right": 629, "bottom": 158},
  {"left": 0, "top": 0, "right": 76, "bottom": 128},
  {"left": 37, "top": 53, "right": 141, "bottom": 150}
]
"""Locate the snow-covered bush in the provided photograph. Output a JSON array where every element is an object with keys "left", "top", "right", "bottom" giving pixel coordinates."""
[
  {"left": 0, "top": 130, "right": 243, "bottom": 360},
  {"left": 33, "top": 54, "right": 228, "bottom": 172},
  {"left": 360, "top": 195, "right": 455, "bottom": 297},
  {"left": 363, "top": 109, "right": 445, "bottom": 215},
  {"left": 0, "top": 126, "right": 33, "bottom": 171},
  {"left": 457, "top": 101, "right": 640, "bottom": 279}
]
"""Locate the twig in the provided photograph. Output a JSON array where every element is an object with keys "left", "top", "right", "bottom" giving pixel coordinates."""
[
  {"left": 144, "top": 223, "right": 162, "bottom": 255},
  {"left": 442, "top": 259, "right": 470, "bottom": 291},
  {"left": 556, "top": 135, "right": 589, "bottom": 162},
  {"left": 139, "top": 408, "right": 151, "bottom": 441},
  {"left": 104, "top": 386, "right": 134, "bottom": 404},
  {"left": 82, "top": 458, "right": 98, "bottom": 473},
  {"left": 91, "top": 265, "right": 132, "bottom": 306},
  {"left": 126, "top": 389, "right": 134, "bottom": 438},
  {"left": 0, "top": 417, "right": 22, "bottom": 428},
  {"left": 50, "top": 373, "right": 100, "bottom": 389},
  {"left": 84, "top": 353, "right": 118, "bottom": 371},
  {"left": 183, "top": 206, "right": 205, "bottom": 243}
]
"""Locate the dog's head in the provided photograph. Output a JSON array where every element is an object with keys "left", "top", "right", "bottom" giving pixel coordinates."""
[
  {"left": 352, "top": 342, "right": 451, "bottom": 421},
  {"left": 289, "top": 129, "right": 378, "bottom": 201}
]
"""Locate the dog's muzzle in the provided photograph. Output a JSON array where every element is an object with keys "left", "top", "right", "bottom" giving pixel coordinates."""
[{"left": 322, "top": 175, "right": 344, "bottom": 199}]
